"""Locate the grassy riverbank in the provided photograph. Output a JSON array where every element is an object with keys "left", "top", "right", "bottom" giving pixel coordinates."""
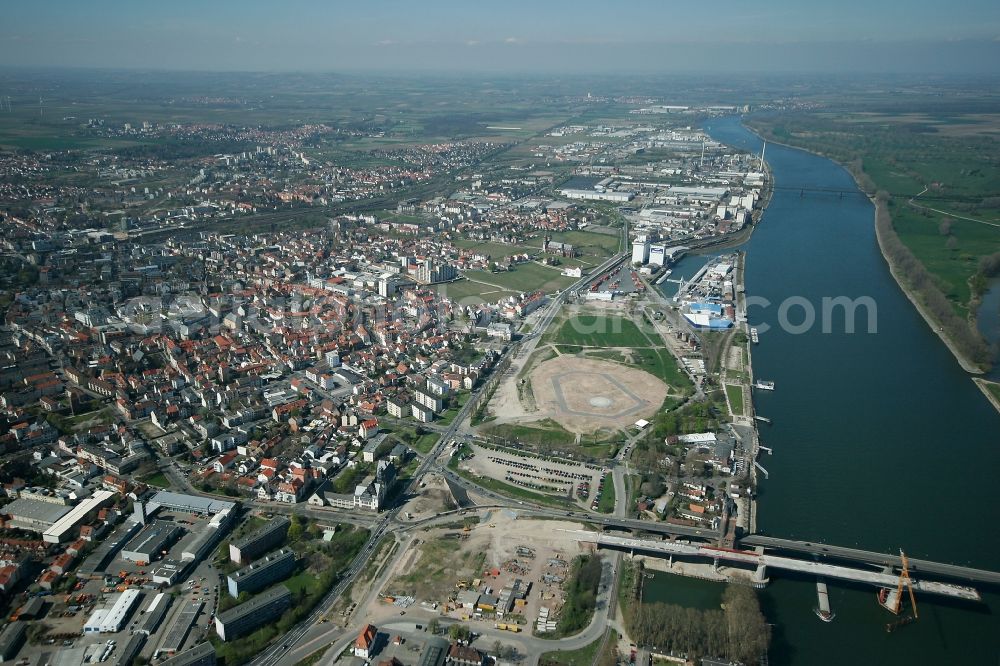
[{"left": 747, "top": 113, "right": 999, "bottom": 373}]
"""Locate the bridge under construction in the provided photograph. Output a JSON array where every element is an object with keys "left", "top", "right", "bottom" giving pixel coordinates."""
[{"left": 565, "top": 530, "right": 983, "bottom": 605}]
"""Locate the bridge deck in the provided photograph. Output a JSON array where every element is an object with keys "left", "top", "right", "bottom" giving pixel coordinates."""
[
  {"left": 568, "top": 531, "right": 982, "bottom": 602},
  {"left": 740, "top": 535, "right": 1000, "bottom": 586}
]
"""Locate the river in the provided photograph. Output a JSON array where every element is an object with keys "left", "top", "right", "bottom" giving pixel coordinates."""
[{"left": 646, "top": 116, "right": 1000, "bottom": 664}]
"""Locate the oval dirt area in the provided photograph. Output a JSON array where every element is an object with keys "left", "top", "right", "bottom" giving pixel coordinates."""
[{"left": 530, "top": 355, "right": 668, "bottom": 434}]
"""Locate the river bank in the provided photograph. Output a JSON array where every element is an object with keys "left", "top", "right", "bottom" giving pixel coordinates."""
[
  {"left": 972, "top": 378, "right": 1000, "bottom": 414},
  {"left": 746, "top": 122, "right": 990, "bottom": 376}
]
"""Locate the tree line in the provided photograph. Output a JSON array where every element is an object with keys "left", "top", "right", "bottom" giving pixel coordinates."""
[
  {"left": 875, "top": 193, "right": 993, "bottom": 367},
  {"left": 624, "top": 584, "right": 770, "bottom": 665}
]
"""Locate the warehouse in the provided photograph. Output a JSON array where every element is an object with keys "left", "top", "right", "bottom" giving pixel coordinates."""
[
  {"left": 229, "top": 517, "right": 289, "bottom": 564},
  {"left": 215, "top": 585, "right": 291, "bottom": 641},
  {"left": 0, "top": 620, "right": 26, "bottom": 662},
  {"left": 159, "top": 642, "right": 217, "bottom": 666},
  {"left": 100, "top": 589, "right": 142, "bottom": 633},
  {"left": 83, "top": 609, "right": 106, "bottom": 634},
  {"left": 146, "top": 490, "right": 236, "bottom": 516},
  {"left": 227, "top": 548, "right": 296, "bottom": 597},
  {"left": 121, "top": 520, "right": 183, "bottom": 565},
  {"left": 42, "top": 490, "right": 116, "bottom": 543},
  {"left": 159, "top": 599, "right": 203, "bottom": 654},
  {"left": 112, "top": 632, "right": 146, "bottom": 666},
  {"left": 139, "top": 592, "right": 173, "bottom": 636},
  {"left": 3, "top": 498, "right": 71, "bottom": 533}
]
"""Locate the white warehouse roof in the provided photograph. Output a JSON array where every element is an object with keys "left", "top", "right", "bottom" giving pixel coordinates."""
[
  {"left": 42, "top": 490, "right": 116, "bottom": 544},
  {"left": 100, "top": 589, "right": 141, "bottom": 633}
]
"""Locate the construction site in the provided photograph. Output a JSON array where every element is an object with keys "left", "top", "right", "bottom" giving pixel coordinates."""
[{"left": 377, "top": 512, "right": 593, "bottom": 637}]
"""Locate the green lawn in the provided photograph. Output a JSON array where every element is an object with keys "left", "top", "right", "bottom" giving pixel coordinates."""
[
  {"left": 629, "top": 347, "right": 693, "bottom": 391},
  {"left": 140, "top": 471, "right": 171, "bottom": 489},
  {"left": 412, "top": 432, "right": 441, "bottom": 455},
  {"left": 551, "top": 315, "right": 651, "bottom": 347},
  {"left": 433, "top": 279, "right": 520, "bottom": 304},
  {"left": 596, "top": 474, "right": 616, "bottom": 514},
  {"left": 482, "top": 420, "right": 577, "bottom": 447},
  {"left": 455, "top": 468, "right": 575, "bottom": 509},
  {"left": 725, "top": 384, "right": 745, "bottom": 416},
  {"left": 463, "top": 262, "right": 576, "bottom": 294},
  {"left": 548, "top": 229, "right": 623, "bottom": 256},
  {"left": 283, "top": 570, "right": 321, "bottom": 596},
  {"left": 437, "top": 391, "right": 471, "bottom": 426},
  {"left": 888, "top": 201, "right": 1000, "bottom": 317},
  {"left": 453, "top": 238, "right": 533, "bottom": 259}
]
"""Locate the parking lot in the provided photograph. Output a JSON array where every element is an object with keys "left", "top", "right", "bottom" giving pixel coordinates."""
[{"left": 458, "top": 444, "right": 607, "bottom": 510}]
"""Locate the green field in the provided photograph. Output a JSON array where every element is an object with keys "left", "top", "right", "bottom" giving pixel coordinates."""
[
  {"left": 433, "top": 279, "right": 520, "bottom": 304},
  {"left": 140, "top": 471, "right": 171, "bottom": 489},
  {"left": 482, "top": 419, "right": 577, "bottom": 447},
  {"left": 548, "top": 229, "right": 624, "bottom": 256},
  {"left": 886, "top": 200, "right": 1000, "bottom": 317},
  {"left": 725, "top": 384, "right": 745, "bottom": 416},
  {"left": 551, "top": 314, "right": 651, "bottom": 347},
  {"left": 629, "top": 347, "right": 693, "bottom": 390},
  {"left": 749, "top": 112, "right": 1000, "bottom": 321},
  {"left": 453, "top": 238, "right": 534, "bottom": 259},
  {"left": 463, "top": 263, "right": 577, "bottom": 294},
  {"left": 596, "top": 475, "right": 616, "bottom": 514}
]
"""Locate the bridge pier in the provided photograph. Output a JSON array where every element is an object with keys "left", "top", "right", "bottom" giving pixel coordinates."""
[{"left": 752, "top": 563, "right": 769, "bottom": 589}]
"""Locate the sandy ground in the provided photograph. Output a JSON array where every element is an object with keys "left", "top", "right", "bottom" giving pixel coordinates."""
[
  {"left": 377, "top": 513, "right": 592, "bottom": 634},
  {"left": 398, "top": 473, "right": 458, "bottom": 522},
  {"left": 526, "top": 355, "right": 668, "bottom": 434}
]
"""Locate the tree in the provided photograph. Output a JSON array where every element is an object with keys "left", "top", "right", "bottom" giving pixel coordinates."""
[{"left": 449, "top": 623, "right": 471, "bottom": 642}]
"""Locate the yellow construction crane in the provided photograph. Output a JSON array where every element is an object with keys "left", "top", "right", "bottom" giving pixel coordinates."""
[{"left": 881, "top": 549, "right": 919, "bottom": 632}]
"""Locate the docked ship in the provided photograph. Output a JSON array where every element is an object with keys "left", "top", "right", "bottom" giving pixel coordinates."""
[
  {"left": 754, "top": 380, "right": 775, "bottom": 390},
  {"left": 814, "top": 580, "right": 835, "bottom": 623},
  {"left": 750, "top": 327, "right": 759, "bottom": 344}
]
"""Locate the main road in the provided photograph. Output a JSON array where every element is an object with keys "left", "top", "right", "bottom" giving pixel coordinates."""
[{"left": 251, "top": 252, "right": 629, "bottom": 665}]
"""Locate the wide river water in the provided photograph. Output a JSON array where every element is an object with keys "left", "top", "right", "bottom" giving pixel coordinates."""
[{"left": 647, "top": 116, "right": 1000, "bottom": 664}]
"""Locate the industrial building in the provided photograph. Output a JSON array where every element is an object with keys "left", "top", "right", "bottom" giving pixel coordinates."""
[
  {"left": 159, "top": 642, "right": 217, "bottom": 666},
  {"left": 112, "top": 632, "right": 146, "bottom": 666},
  {"left": 100, "top": 589, "right": 142, "bottom": 633},
  {"left": 3, "top": 498, "right": 72, "bottom": 533},
  {"left": 121, "top": 520, "right": 183, "bottom": 565},
  {"left": 159, "top": 599, "right": 203, "bottom": 654},
  {"left": 145, "top": 490, "right": 236, "bottom": 516},
  {"left": 77, "top": 520, "right": 142, "bottom": 578},
  {"left": 215, "top": 584, "right": 291, "bottom": 641},
  {"left": 632, "top": 238, "right": 650, "bottom": 265},
  {"left": 42, "top": 490, "right": 117, "bottom": 543},
  {"left": 229, "top": 517, "right": 289, "bottom": 564},
  {"left": 227, "top": 548, "right": 296, "bottom": 597},
  {"left": 560, "top": 188, "right": 634, "bottom": 202},
  {"left": 138, "top": 592, "right": 173, "bottom": 636},
  {"left": 0, "top": 620, "right": 26, "bottom": 662}
]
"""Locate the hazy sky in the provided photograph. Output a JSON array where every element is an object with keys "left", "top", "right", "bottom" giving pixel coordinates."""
[{"left": 3, "top": 0, "right": 1000, "bottom": 74}]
